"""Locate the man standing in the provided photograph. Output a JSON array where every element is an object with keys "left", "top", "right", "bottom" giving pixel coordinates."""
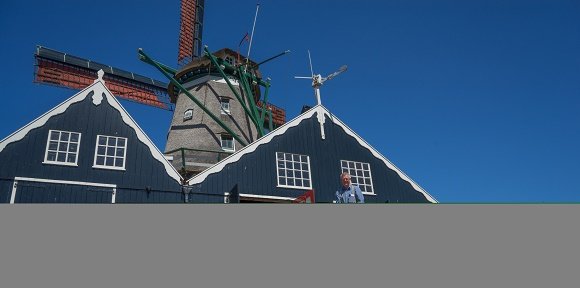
[{"left": 335, "top": 172, "right": 365, "bottom": 203}]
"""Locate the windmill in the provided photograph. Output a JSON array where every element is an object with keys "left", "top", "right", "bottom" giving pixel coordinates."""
[{"left": 33, "top": 0, "right": 288, "bottom": 177}]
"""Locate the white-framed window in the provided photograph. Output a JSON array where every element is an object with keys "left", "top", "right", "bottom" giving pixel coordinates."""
[
  {"left": 340, "top": 160, "right": 374, "bottom": 194},
  {"left": 220, "top": 98, "right": 231, "bottom": 115},
  {"left": 183, "top": 108, "right": 193, "bottom": 120},
  {"left": 220, "top": 134, "right": 235, "bottom": 152},
  {"left": 224, "top": 55, "right": 235, "bottom": 66},
  {"left": 43, "top": 130, "right": 81, "bottom": 166},
  {"left": 93, "top": 135, "right": 128, "bottom": 170},
  {"left": 276, "top": 152, "right": 312, "bottom": 189}
]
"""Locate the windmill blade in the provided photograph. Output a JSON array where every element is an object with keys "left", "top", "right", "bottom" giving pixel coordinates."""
[
  {"left": 34, "top": 46, "right": 173, "bottom": 110},
  {"left": 177, "top": 0, "right": 205, "bottom": 67},
  {"left": 323, "top": 65, "right": 347, "bottom": 82}
]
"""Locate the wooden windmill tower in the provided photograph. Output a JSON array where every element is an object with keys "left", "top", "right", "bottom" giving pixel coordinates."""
[{"left": 33, "top": 0, "right": 286, "bottom": 178}]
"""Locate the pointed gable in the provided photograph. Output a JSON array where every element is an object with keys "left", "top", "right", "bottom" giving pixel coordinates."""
[
  {"left": 0, "top": 76, "right": 182, "bottom": 183},
  {"left": 188, "top": 105, "right": 437, "bottom": 203}
]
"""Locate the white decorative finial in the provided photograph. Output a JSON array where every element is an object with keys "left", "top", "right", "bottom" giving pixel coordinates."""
[
  {"left": 92, "top": 92, "right": 104, "bottom": 106},
  {"left": 94, "top": 69, "right": 105, "bottom": 83}
]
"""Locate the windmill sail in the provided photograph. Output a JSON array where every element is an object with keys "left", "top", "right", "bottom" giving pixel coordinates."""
[
  {"left": 177, "top": 0, "right": 205, "bottom": 66},
  {"left": 34, "top": 46, "right": 172, "bottom": 110}
]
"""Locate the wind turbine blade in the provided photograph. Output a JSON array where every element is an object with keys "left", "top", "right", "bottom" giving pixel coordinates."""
[
  {"left": 324, "top": 65, "right": 348, "bottom": 81},
  {"left": 308, "top": 50, "right": 314, "bottom": 78}
]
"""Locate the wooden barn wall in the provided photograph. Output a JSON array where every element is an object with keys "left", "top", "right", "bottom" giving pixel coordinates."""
[
  {"left": 191, "top": 114, "right": 431, "bottom": 203},
  {"left": 0, "top": 95, "right": 183, "bottom": 203},
  {"left": 0, "top": 179, "right": 12, "bottom": 203},
  {"left": 12, "top": 181, "right": 113, "bottom": 203}
]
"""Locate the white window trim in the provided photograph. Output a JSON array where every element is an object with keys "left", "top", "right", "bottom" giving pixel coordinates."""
[
  {"left": 220, "top": 98, "right": 231, "bottom": 115},
  {"left": 220, "top": 134, "right": 235, "bottom": 152},
  {"left": 341, "top": 160, "right": 376, "bottom": 195},
  {"left": 92, "top": 135, "right": 128, "bottom": 171},
  {"left": 275, "top": 152, "right": 313, "bottom": 190},
  {"left": 43, "top": 130, "right": 81, "bottom": 166},
  {"left": 183, "top": 109, "right": 193, "bottom": 120},
  {"left": 11, "top": 177, "right": 116, "bottom": 204}
]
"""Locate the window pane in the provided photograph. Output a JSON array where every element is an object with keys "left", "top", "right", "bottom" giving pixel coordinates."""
[
  {"left": 58, "top": 132, "right": 68, "bottom": 141},
  {"left": 301, "top": 163, "right": 308, "bottom": 170},
  {"left": 287, "top": 178, "right": 294, "bottom": 186},
  {"left": 67, "top": 154, "right": 76, "bottom": 163},
  {"left": 356, "top": 162, "right": 362, "bottom": 169},
  {"left": 97, "top": 146, "right": 106, "bottom": 155},
  {"left": 48, "top": 141, "right": 58, "bottom": 151},
  {"left": 107, "top": 137, "right": 116, "bottom": 146},
  {"left": 295, "top": 171, "right": 302, "bottom": 179},
  {"left": 96, "top": 156, "right": 105, "bottom": 166},
  {"left": 364, "top": 171, "right": 370, "bottom": 177},
  {"left": 50, "top": 131, "right": 59, "bottom": 140},
  {"left": 278, "top": 169, "right": 285, "bottom": 177},
  {"left": 98, "top": 136, "right": 106, "bottom": 145},
  {"left": 70, "top": 133, "right": 79, "bottom": 142},
  {"left": 57, "top": 153, "right": 66, "bottom": 162},
  {"left": 106, "top": 157, "right": 114, "bottom": 166},
  {"left": 107, "top": 147, "right": 115, "bottom": 156},
  {"left": 47, "top": 152, "right": 57, "bottom": 161},
  {"left": 115, "top": 158, "right": 124, "bottom": 167},
  {"left": 117, "top": 138, "right": 126, "bottom": 147},
  {"left": 276, "top": 153, "right": 284, "bottom": 160},
  {"left": 69, "top": 143, "right": 78, "bottom": 153},
  {"left": 295, "top": 179, "right": 303, "bottom": 187},
  {"left": 303, "top": 171, "right": 310, "bottom": 180},
  {"left": 279, "top": 178, "right": 286, "bottom": 186},
  {"left": 116, "top": 148, "right": 124, "bottom": 156},
  {"left": 58, "top": 143, "right": 68, "bottom": 152},
  {"left": 277, "top": 161, "right": 285, "bottom": 169},
  {"left": 301, "top": 155, "right": 308, "bottom": 163},
  {"left": 304, "top": 180, "right": 310, "bottom": 187}
]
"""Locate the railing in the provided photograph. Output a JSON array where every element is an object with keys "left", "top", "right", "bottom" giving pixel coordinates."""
[{"left": 165, "top": 147, "right": 234, "bottom": 175}]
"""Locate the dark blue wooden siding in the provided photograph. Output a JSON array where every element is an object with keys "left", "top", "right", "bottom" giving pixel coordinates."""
[
  {"left": 0, "top": 179, "right": 12, "bottom": 203},
  {"left": 191, "top": 113, "right": 432, "bottom": 203},
  {"left": 0, "top": 94, "right": 183, "bottom": 203},
  {"left": 13, "top": 181, "right": 113, "bottom": 203}
]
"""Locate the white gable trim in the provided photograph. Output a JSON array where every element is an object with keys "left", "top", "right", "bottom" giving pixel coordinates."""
[
  {"left": 323, "top": 107, "right": 437, "bottom": 203},
  {"left": 187, "top": 105, "right": 437, "bottom": 203},
  {"left": 0, "top": 78, "right": 182, "bottom": 183}
]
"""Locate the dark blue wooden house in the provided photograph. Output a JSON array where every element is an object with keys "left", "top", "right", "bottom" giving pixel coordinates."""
[
  {"left": 187, "top": 105, "right": 437, "bottom": 203},
  {"left": 0, "top": 72, "right": 184, "bottom": 203}
]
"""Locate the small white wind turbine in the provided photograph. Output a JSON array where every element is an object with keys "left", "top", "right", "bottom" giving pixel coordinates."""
[{"left": 295, "top": 50, "right": 348, "bottom": 106}]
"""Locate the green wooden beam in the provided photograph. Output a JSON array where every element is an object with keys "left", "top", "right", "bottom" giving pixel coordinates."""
[
  {"left": 203, "top": 46, "right": 263, "bottom": 136},
  {"left": 237, "top": 66, "right": 264, "bottom": 136}
]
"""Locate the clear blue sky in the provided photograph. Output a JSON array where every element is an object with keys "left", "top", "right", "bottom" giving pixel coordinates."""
[{"left": 1, "top": 0, "right": 579, "bottom": 202}]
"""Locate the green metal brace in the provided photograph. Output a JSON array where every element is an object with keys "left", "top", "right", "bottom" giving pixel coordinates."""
[
  {"left": 138, "top": 48, "right": 247, "bottom": 146},
  {"left": 237, "top": 66, "right": 264, "bottom": 132},
  {"left": 203, "top": 46, "right": 264, "bottom": 137}
]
